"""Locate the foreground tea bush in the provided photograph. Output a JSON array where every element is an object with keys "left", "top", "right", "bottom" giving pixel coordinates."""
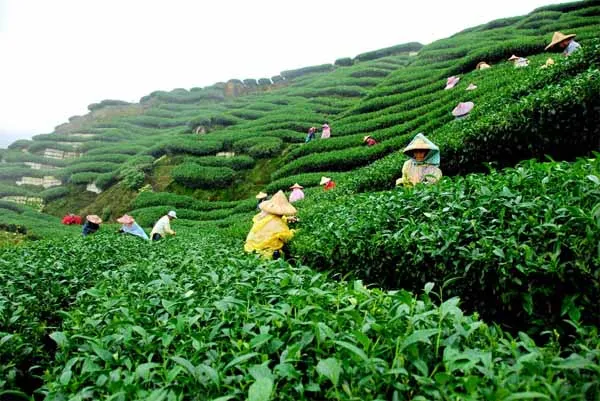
[
  {"left": 31, "top": 235, "right": 599, "bottom": 400},
  {"left": 292, "top": 158, "right": 600, "bottom": 334}
]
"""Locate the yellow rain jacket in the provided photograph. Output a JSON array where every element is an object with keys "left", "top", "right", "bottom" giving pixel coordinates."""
[{"left": 244, "top": 213, "right": 294, "bottom": 259}]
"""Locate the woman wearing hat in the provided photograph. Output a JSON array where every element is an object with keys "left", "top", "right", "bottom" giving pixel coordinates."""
[
  {"left": 395, "top": 133, "right": 442, "bottom": 187},
  {"left": 476, "top": 61, "right": 491, "bottom": 70},
  {"left": 545, "top": 31, "right": 581, "bottom": 57},
  {"left": 363, "top": 135, "right": 378, "bottom": 147},
  {"left": 256, "top": 192, "right": 268, "bottom": 210},
  {"left": 508, "top": 55, "right": 529, "bottom": 68},
  {"left": 245, "top": 190, "right": 297, "bottom": 259},
  {"left": 320, "top": 176, "right": 336, "bottom": 191},
  {"left": 452, "top": 101, "right": 474, "bottom": 119},
  {"left": 321, "top": 123, "right": 331, "bottom": 139},
  {"left": 288, "top": 183, "right": 305, "bottom": 203},
  {"left": 444, "top": 76, "right": 460, "bottom": 90},
  {"left": 117, "top": 214, "right": 149, "bottom": 240},
  {"left": 82, "top": 215, "right": 102, "bottom": 236},
  {"left": 305, "top": 127, "right": 316, "bottom": 143},
  {"left": 150, "top": 210, "right": 177, "bottom": 241}
]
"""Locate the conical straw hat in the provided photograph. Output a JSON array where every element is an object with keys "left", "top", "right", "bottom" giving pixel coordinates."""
[
  {"left": 466, "top": 83, "right": 478, "bottom": 91},
  {"left": 117, "top": 214, "right": 134, "bottom": 225},
  {"left": 86, "top": 215, "right": 102, "bottom": 224},
  {"left": 508, "top": 54, "right": 519, "bottom": 61},
  {"left": 319, "top": 176, "right": 331, "bottom": 185},
  {"left": 476, "top": 61, "right": 491, "bottom": 70},
  {"left": 259, "top": 190, "right": 297, "bottom": 216},
  {"left": 444, "top": 76, "right": 460, "bottom": 90},
  {"left": 452, "top": 101, "right": 474, "bottom": 117},
  {"left": 289, "top": 183, "right": 304, "bottom": 189},
  {"left": 363, "top": 135, "right": 371, "bottom": 142},
  {"left": 403, "top": 133, "right": 438, "bottom": 154},
  {"left": 255, "top": 192, "right": 268, "bottom": 199},
  {"left": 545, "top": 31, "right": 576, "bottom": 50}
]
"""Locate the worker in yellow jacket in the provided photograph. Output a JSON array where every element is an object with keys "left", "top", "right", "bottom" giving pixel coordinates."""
[{"left": 245, "top": 190, "right": 297, "bottom": 259}]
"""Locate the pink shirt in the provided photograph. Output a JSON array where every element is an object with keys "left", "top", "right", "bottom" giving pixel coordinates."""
[{"left": 289, "top": 189, "right": 305, "bottom": 203}]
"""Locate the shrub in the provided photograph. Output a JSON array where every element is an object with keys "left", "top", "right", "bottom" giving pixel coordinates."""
[
  {"left": 69, "top": 172, "right": 98, "bottom": 184},
  {"left": 257, "top": 78, "right": 272, "bottom": 85},
  {"left": 95, "top": 171, "right": 118, "bottom": 190},
  {"left": 232, "top": 137, "right": 283, "bottom": 155},
  {"left": 243, "top": 78, "right": 258, "bottom": 87},
  {"left": 39, "top": 186, "right": 70, "bottom": 201},
  {"left": 7, "top": 139, "right": 32, "bottom": 150},
  {"left": 281, "top": 64, "right": 334, "bottom": 80},
  {"left": 355, "top": 42, "right": 423, "bottom": 61},
  {"left": 184, "top": 155, "right": 255, "bottom": 170},
  {"left": 292, "top": 158, "right": 600, "bottom": 334},
  {"left": 271, "top": 75, "right": 284, "bottom": 83},
  {"left": 334, "top": 57, "right": 353, "bottom": 66},
  {"left": 88, "top": 99, "right": 131, "bottom": 111},
  {"left": 171, "top": 163, "right": 235, "bottom": 189}
]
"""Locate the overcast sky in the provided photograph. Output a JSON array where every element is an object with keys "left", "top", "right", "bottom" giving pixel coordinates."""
[{"left": 0, "top": 0, "right": 564, "bottom": 148}]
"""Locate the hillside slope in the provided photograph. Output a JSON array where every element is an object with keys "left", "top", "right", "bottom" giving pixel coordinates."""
[{"left": 0, "top": 1, "right": 599, "bottom": 227}]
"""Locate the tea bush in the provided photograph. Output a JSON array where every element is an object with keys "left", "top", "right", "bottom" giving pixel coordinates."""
[
  {"left": 184, "top": 155, "right": 256, "bottom": 170},
  {"left": 172, "top": 163, "right": 236, "bottom": 189},
  {"left": 1, "top": 232, "right": 599, "bottom": 400},
  {"left": 292, "top": 158, "right": 600, "bottom": 334}
]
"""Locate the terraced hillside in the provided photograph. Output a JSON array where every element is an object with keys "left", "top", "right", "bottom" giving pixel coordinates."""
[
  {"left": 1, "top": 1, "right": 598, "bottom": 229},
  {"left": 1, "top": 2, "right": 600, "bottom": 400}
]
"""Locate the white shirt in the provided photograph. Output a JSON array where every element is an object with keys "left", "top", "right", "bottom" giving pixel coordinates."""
[{"left": 150, "top": 215, "right": 175, "bottom": 237}]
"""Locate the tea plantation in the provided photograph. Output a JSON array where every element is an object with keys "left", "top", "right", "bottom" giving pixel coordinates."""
[{"left": 1, "top": 1, "right": 600, "bottom": 399}]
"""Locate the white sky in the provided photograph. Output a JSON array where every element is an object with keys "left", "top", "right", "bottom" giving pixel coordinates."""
[{"left": 0, "top": 0, "right": 564, "bottom": 148}]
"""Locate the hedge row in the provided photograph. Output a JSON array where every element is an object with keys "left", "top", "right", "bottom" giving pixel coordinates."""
[
  {"left": 147, "top": 139, "right": 224, "bottom": 158},
  {"left": 171, "top": 163, "right": 235, "bottom": 189},
  {"left": 292, "top": 157, "right": 600, "bottom": 334},
  {"left": 183, "top": 155, "right": 255, "bottom": 170},
  {"left": 354, "top": 42, "right": 423, "bottom": 62}
]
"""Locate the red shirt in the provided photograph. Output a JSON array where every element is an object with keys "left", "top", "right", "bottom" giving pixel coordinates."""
[
  {"left": 365, "top": 138, "right": 378, "bottom": 146},
  {"left": 324, "top": 181, "right": 336, "bottom": 191}
]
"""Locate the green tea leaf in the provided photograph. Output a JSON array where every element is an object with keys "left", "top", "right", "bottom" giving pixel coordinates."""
[
  {"left": 334, "top": 340, "right": 368, "bottom": 362},
  {"left": 504, "top": 392, "right": 550, "bottom": 401},
  {"left": 49, "top": 331, "right": 68, "bottom": 348},
  {"left": 316, "top": 357, "right": 341, "bottom": 386},
  {"left": 400, "top": 329, "right": 439, "bottom": 351},
  {"left": 248, "top": 377, "right": 274, "bottom": 401}
]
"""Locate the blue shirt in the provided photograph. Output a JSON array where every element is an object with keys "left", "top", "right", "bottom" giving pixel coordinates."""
[
  {"left": 564, "top": 40, "right": 581, "bottom": 56},
  {"left": 121, "top": 222, "right": 149, "bottom": 240}
]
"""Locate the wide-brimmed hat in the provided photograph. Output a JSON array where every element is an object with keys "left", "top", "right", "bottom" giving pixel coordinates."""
[
  {"left": 255, "top": 192, "right": 268, "bottom": 199},
  {"left": 363, "top": 135, "right": 372, "bottom": 142},
  {"left": 452, "top": 101, "right": 474, "bottom": 117},
  {"left": 289, "top": 183, "right": 304, "bottom": 190},
  {"left": 259, "top": 190, "right": 297, "bottom": 216},
  {"left": 117, "top": 214, "right": 134, "bottom": 225},
  {"left": 322, "top": 123, "right": 329, "bottom": 128},
  {"left": 508, "top": 55, "right": 520, "bottom": 61},
  {"left": 167, "top": 210, "right": 177, "bottom": 219},
  {"left": 403, "top": 133, "right": 438, "bottom": 155},
  {"left": 466, "top": 83, "right": 478, "bottom": 91},
  {"left": 444, "top": 76, "right": 460, "bottom": 90},
  {"left": 545, "top": 31, "right": 576, "bottom": 50},
  {"left": 476, "top": 61, "right": 491, "bottom": 70},
  {"left": 86, "top": 215, "right": 102, "bottom": 224},
  {"left": 319, "top": 176, "right": 331, "bottom": 185}
]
